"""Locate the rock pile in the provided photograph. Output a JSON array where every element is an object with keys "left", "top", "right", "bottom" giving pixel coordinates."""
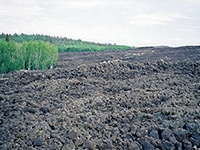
[{"left": 0, "top": 60, "right": 200, "bottom": 149}]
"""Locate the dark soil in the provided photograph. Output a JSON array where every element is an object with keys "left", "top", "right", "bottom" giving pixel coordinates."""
[{"left": 0, "top": 46, "right": 200, "bottom": 150}]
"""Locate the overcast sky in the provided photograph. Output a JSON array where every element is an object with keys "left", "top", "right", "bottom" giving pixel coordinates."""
[{"left": 0, "top": 0, "right": 200, "bottom": 46}]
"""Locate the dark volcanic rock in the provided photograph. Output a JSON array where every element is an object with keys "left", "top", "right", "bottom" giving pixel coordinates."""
[
  {"left": 83, "top": 141, "right": 96, "bottom": 149},
  {"left": 173, "top": 128, "right": 189, "bottom": 142},
  {"left": 149, "top": 130, "right": 159, "bottom": 139},
  {"left": 192, "top": 131, "right": 200, "bottom": 140},
  {"left": 32, "top": 137, "right": 43, "bottom": 147},
  {"left": 190, "top": 137, "right": 200, "bottom": 147},
  {"left": 185, "top": 122, "right": 200, "bottom": 133},
  {"left": 161, "top": 129, "right": 173, "bottom": 140},
  {"left": 0, "top": 47, "right": 200, "bottom": 149},
  {"left": 68, "top": 130, "right": 78, "bottom": 140},
  {"left": 23, "top": 107, "right": 29, "bottom": 113},
  {"left": 183, "top": 139, "right": 193, "bottom": 150},
  {"left": 29, "top": 108, "right": 36, "bottom": 114},
  {"left": 40, "top": 107, "right": 49, "bottom": 113},
  {"left": 124, "top": 133, "right": 133, "bottom": 139},
  {"left": 128, "top": 141, "right": 141, "bottom": 150},
  {"left": 142, "top": 141, "right": 154, "bottom": 150},
  {"left": 140, "top": 138, "right": 155, "bottom": 150},
  {"left": 75, "top": 138, "right": 83, "bottom": 146},
  {"left": 161, "top": 141, "right": 175, "bottom": 150}
]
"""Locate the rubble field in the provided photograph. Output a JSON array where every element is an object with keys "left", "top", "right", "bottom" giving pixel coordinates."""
[{"left": 0, "top": 46, "right": 200, "bottom": 150}]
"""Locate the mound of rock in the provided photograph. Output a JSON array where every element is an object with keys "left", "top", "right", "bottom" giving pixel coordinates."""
[{"left": 0, "top": 60, "right": 200, "bottom": 149}]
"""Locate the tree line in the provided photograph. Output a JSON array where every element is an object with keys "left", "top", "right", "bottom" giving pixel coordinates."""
[
  {"left": 0, "top": 33, "right": 133, "bottom": 53},
  {"left": 0, "top": 39, "right": 58, "bottom": 73}
]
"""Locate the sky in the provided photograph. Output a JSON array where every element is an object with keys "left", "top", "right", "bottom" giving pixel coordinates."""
[{"left": 0, "top": 0, "right": 200, "bottom": 47}]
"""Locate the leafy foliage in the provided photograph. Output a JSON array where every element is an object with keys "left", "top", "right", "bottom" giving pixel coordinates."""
[
  {"left": 0, "top": 33, "right": 133, "bottom": 52},
  {"left": 0, "top": 40, "right": 58, "bottom": 73}
]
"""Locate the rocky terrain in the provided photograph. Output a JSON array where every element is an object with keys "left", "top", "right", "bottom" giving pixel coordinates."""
[{"left": 0, "top": 46, "right": 200, "bottom": 150}]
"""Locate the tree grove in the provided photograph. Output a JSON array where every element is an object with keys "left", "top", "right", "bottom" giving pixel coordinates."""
[{"left": 0, "top": 40, "right": 58, "bottom": 73}]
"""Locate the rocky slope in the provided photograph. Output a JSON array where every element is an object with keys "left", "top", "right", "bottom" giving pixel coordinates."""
[{"left": 0, "top": 47, "right": 200, "bottom": 150}]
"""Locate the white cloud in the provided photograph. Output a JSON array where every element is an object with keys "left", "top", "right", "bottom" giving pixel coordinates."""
[
  {"left": 0, "top": 0, "right": 199, "bottom": 46},
  {"left": 128, "top": 13, "right": 189, "bottom": 26},
  {"left": 0, "top": 0, "right": 43, "bottom": 19},
  {"left": 68, "top": 0, "right": 104, "bottom": 9}
]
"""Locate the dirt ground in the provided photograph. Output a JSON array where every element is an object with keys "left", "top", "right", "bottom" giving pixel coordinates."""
[{"left": 0, "top": 46, "right": 200, "bottom": 150}]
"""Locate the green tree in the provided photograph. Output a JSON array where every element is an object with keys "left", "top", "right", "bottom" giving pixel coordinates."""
[
  {"left": 0, "top": 33, "right": 133, "bottom": 53},
  {"left": 0, "top": 40, "right": 58, "bottom": 73},
  {"left": 5, "top": 34, "right": 10, "bottom": 42}
]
